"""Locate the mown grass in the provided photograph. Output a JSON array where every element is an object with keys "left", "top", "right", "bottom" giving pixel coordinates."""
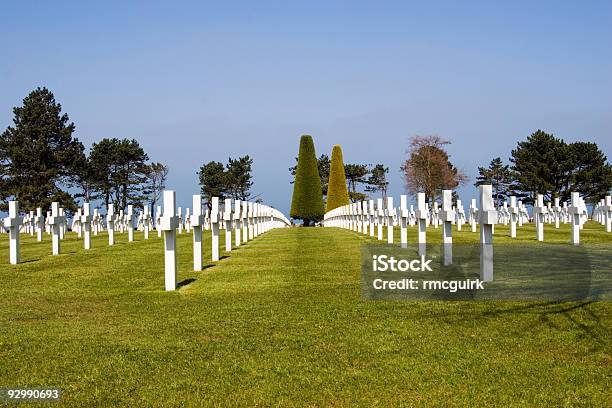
[{"left": 0, "top": 222, "right": 610, "bottom": 407}]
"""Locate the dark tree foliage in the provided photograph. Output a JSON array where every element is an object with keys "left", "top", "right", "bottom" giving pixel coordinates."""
[
  {"left": 365, "top": 164, "right": 389, "bottom": 200},
  {"left": 474, "top": 157, "right": 513, "bottom": 207},
  {"left": 198, "top": 161, "right": 227, "bottom": 210},
  {"left": 344, "top": 163, "right": 369, "bottom": 203},
  {"left": 69, "top": 152, "right": 99, "bottom": 203},
  {"left": 509, "top": 130, "right": 573, "bottom": 203},
  {"left": 290, "top": 135, "right": 324, "bottom": 225},
  {"left": 508, "top": 130, "right": 612, "bottom": 204},
  {"left": 0, "top": 87, "right": 84, "bottom": 212},
  {"left": 89, "top": 138, "right": 149, "bottom": 209},
  {"left": 197, "top": 156, "right": 254, "bottom": 210},
  {"left": 317, "top": 154, "right": 331, "bottom": 196},
  {"left": 226, "top": 155, "right": 253, "bottom": 201},
  {"left": 568, "top": 142, "right": 612, "bottom": 204},
  {"left": 349, "top": 192, "right": 368, "bottom": 203}
]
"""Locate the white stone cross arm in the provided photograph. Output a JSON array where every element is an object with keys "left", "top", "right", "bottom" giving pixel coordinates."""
[
  {"left": 159, "top": 193, "right": 178, "bottom": 231},
  {"left": 3, "top": 201, "right": 22, "bottom": 229},
  {"left": 106, "top": 204, "right": 115, "bottom": 222},
  {"left": 48, "top": 203, "right": 66, "bottom": 226},
  {"left": 191, "top": 195, "right": 205, "bottom": 227},
  {"left": 439, "top": 190, "right": 455, "bottom": 222},
  {"left": 415, "top": 193, "right": 427, "bottom": 220},
  {"left": 479, "top": 186, "right": 497, "bottom": 225}
]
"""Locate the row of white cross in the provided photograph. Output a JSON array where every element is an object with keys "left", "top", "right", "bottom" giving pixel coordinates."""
[
  {"left": 2, "top": 193, "right": 291, "bottom": 286},
  {"left": 323, "top": 190, "right": 607, "bottom": 245},
  {"left": 158, "top": 191, "right": 290, "bottom": 291},
  {"left": 592, "top": 196, "right": 612, "bottom": 232},
  {"left": 323, "top": 186, "right": 610, "bottom": 281}
]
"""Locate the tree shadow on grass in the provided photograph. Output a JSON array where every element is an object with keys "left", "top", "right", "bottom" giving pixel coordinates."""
[{"left": 479, "top": 300, "right": 609, "bottom": 349}]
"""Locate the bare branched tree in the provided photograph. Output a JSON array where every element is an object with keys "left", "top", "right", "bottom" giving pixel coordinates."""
[{"left": 400, "top": 135, "right": 467, "bottom": 203}]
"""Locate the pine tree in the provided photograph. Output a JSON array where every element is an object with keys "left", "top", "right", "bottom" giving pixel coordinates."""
[
  {"left": 510, "top": 130, "right": 574, "bottom": 203},
  {"left": 290, "top": 135, "right": 324, "bottom": 225},
  {"left": 474, "top": 157, "right": 513, "bottom": 207},
  {"left": 198, "top": 161, "right": 227, "bottom": 211},
  {"left": 365, "top": 164, "right": 389, "bottom": 200},
  {"left": 567, "top": 142, "right": 612, "bottom": 204},
  {"left": 325, "top": 145, "right": 350, "bottom": 211},
  {"left": 225, "top": 155, "right": 254, "bottom": 201},
  {"left": 88, "top": 138, "right": 149, "bottom": 209},
  {"left": 0, "top": 87, "right": 84, "bottom": 212}
]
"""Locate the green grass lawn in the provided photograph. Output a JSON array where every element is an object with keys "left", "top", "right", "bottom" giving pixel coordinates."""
[{"left": 0, "top": 223, "right": 610, "bottom": 407}]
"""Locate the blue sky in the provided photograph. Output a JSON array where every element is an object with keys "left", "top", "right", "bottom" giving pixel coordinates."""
[{"left": 1, "top": 1, "right": 611, "bottom": 214}]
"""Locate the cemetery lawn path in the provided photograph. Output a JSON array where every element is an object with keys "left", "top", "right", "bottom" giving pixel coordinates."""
[{"left": 0, "top": 226, "right": 610, "bottom": 407}]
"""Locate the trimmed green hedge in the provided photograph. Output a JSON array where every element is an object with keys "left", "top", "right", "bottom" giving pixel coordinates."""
[
  {"left": 325, "top": 144, "right": 350, "bottom": 212},
  {"left": 290, "top": 135, "right": 324, "bottom": 225}
]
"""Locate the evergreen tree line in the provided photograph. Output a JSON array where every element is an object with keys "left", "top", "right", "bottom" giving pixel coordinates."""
[
  {"left": 289, "top": 154, "right": 390, "bottom": 203},
  {"left": 475, "top": 130, "right": 612, "bottom": 206},
  {"left": 0, "top": 87, "right": 168, "bottom": 214},
  {"left": 290, "top": 130, "right": 611, "bottom": 225},
  {"left": 197, "top": 156, "right": 255, "bottom": 210},
  {"left": 289, "top": 136, "right": 384, "bottom": 225}
]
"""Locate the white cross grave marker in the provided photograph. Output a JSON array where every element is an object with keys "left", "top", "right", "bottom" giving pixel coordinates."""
[
  {"left": 160, "top": 191, "right": 178, "bottom": 290},
  {"left": 248, "top": 202, "right": 254, "bottom": 241},
  {"left": 75, "top": 208, "right": 82, "bottom": 238},
  {"left": 224, "top": 198, "right": 232, "bottom": 252},
  {"left": 234, "top": 200, "right": 242, "bottom": 246},
  {"left": 127, "top": 205, "right": 134, "bottom": 242},
  {"left": 509, "top": 196, "right": 518, "bottom": 238},
  {"left": 376, "top": 198, "right": 384, "bottom": 241},
  {"left": 185, "top": 207, "right": 191, "bottom": 233},
  {"left": 416, "top": 193, "right": 427, "bottom": 256},
  {"left": 386, "top": 197, "right": 394, "bottom": 244},
  {"left": 59, "top": 207, "right": 66, "bottom": 239},
  {"left": 4, "top": 201, "right": 22, "bottom": 264},
  {"left": 534, "top": 194, "right": 546, "bottom": 242},
  {"left": 82, "top": 202, "right": 92, "bottom": 250},
  {"left": 242, "top": 201, "right": 248, "bottom": 243},
  {"left": 211, "top": 197, "right": 220, "bottom": 261},
  {"left": 49, "top": 202, "right": 65, "bottom": 255},
  {"left": 456, "top": 199, "right": 465, "bottom": 232},
  {"left": 469, "top": 199, "right": 478, "bottom": 233},
  {"left": 569, "top": 192, "right": 581, "bottom": 245},
  {"left": 143, "top": 205, "right": 151, "bottom": 239},
  {"left": 177, "top": 207, "right": 183, "bottom": 234},
  {"left": 553, "top": 197, "right": 561, "bottom": 229},
  {"left": 604, "top": 195, "right": 612, "bottom": 233},
  {"left": 368, "top": 200, "right": 375, "bottom": 236},
  {"left": 35, "top": 207, "right": 44, "bottom": 242},
  {"left": 107, "top": 204, "right": 115, "bottom": 246},
  {"left": 479, "top": 185, "right": 496, "bottom": 282},
  {"left": 399, "top": 195, "right": 408, "bottom": 248},
  {"left": 191, "top": 194, "right": 205, "bottom": 271},
  {"left": 440, "top": 190, "right": 454, "bottom": 266}
]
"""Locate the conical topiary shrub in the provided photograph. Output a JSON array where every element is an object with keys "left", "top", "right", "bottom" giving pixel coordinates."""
[
  {"left": 325, "top": 144, "right": 350, "bottom": 212},
  {"left": 290, "top": 135, "right": 325, "bottom": 225}
]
